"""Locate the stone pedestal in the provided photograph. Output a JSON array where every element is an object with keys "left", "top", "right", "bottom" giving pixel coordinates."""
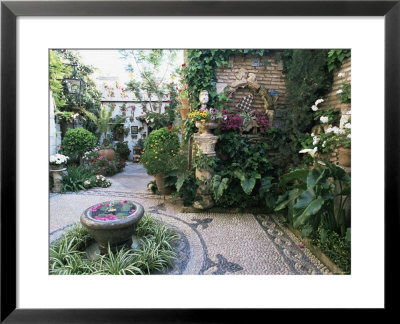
[
  {"left": 193, "top": 169, "right": 214, "bottom": 209},
  {"left": 193, "top": 134, "right": 218, "bottom": 156},
  {"left": 193, "top": 133, "right": 218, "bottom": 210},
  {"left": 50, "top": 167, "right": 66, "bottom": 193}
]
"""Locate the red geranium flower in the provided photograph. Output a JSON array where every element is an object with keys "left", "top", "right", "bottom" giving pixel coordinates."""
[
  {"left": 182, "top": 63, "right": 186, "bottom": 67},
  {"left": 167, "top": 125, "right": 172, "bottom": 130}
]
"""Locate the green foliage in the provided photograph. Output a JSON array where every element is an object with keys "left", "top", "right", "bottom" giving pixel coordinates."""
[
  {"left": 275, "top": 162, "right": 351, "bottom": 238},
  {"left": 280, "top": 50, "right": 334, "bottom": 170},
  {"left": 337, "top": 82, "right": 351, "bottom": 103},
  {"left": 313, "top": 106, "right": 341, "bottom": 126},
  {"left": 141, "top": 127, "right": 180, "bottom": 175},
  {"left": 61, "top": 128, "right": 97, "bottom": 162},
  {"left": 175, "top": 171, "right": 199, "bottom": 206},
  {"left": 326, "top": 49, "right": 351, "bottom": 72},
  {"left": 61, "top": 165, "right": 95, "bottom": 193},
  {"left": 84, "top": 150, "right": 126, "bottom": 176},
  {"left": 182, "top": 49, "right": 271, "bottom": 109},
  {"left": 311, "top": 227, "right": 351, "bottom": 273},
  {"left": 115, "top": 141, "right": 130, "bottom": 160},
  {"left": 50, "top": 50, "right": 102, "bottom": 133},
  {"left": 49, "top": 213, "right": 179, "bottom": 275},
  {"left": 283, "top": 49, "right": 333, "bottom": 134},
  {"left": 210, "top": 132, "right": 277, "bottom": 209},
  {"left": 49, "top": 50, "right": 71, "bottom": 108},
  {"left": 145, "top": 111, "right": 171, "bottom": 130},
  {"left": 192, "top": 149, "right": 218, "bottom": 172},
  {"left": 82, "top": 105, "right": 126, "bottom": 146}
]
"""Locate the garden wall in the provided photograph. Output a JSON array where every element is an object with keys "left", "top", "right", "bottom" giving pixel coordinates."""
[
  {"left": 215, "top": 51, "right": 287, "bottom": 128},
  {"left": 50, "top": 91, "right": 62, "bottom": 155},
  {"left": 318, "top": 56, "right": 351, "bottom": 165},
  {"left": 320, "top": 56, "right": 351, "bottom": 116},
  {"left": 99, "top": 81, "right": 170, "bottom": 160}
]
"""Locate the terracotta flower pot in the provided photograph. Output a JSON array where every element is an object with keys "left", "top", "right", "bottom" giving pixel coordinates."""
[
  {"left": 98, "top": 148, "right": 116, "bottom": 161},
  {"left": 338, "top": 147, "right": 351, "bottom": 167},
  {"left": 180, "top": 98, "right": 189, "bottom": 106},
  {"left": 179, "top": 107, "right": 190, "bottom": 120},
  {"left": 154, "top": 173, "right": 172, "bottom": 195}
]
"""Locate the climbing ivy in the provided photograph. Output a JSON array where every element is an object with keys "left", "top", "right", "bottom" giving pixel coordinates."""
[
  {"left": 326, "top": 49, "right": 351, "bottom": 72},
  {"left": 180, "top": 49, "right": 271, "bottom": 110}
]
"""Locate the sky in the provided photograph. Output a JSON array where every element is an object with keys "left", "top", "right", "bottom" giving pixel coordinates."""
[{"left": 77, "top": 49, "right": 184, "bottom": 88}]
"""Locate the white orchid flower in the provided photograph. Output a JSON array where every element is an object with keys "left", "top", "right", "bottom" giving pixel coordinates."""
[
  {"left": 336, "top": 89, "right": 343, "bottom": 94},
  {"left": 311, "top": 105, "right": 318, "bottom": 111},
  {"left": 320, "top": 116, "right": 329, "bottom": 123},
  {"left": 299, "top": 147, "right": 318, "bottom": 157}
]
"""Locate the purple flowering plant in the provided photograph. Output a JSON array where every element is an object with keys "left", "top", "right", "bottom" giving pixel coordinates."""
[{"left": 219, "top": 108, "right": 243, "bottom": 131}]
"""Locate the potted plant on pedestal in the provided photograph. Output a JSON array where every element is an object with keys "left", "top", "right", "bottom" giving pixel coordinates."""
[{"left": 49, "top": 153, "right": 69, "bottom": 193}]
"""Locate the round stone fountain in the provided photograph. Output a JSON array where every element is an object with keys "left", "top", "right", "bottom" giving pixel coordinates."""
[{"left": 80, "top": 200, "right": 144, "bottom": 254}]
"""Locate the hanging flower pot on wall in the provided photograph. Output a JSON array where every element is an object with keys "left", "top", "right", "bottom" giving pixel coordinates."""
[
  {"left": 338, "top": 147, "right": 351, "bottom": 167},
  {"left": 179, "top": 107, "right": 190, "bottom": 120}
]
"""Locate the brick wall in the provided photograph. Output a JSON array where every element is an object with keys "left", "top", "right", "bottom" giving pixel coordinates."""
[
  {"left": 320, "top": 56, "right": 351, "bottom": 114},
  {"left": 215, "top": 52, "right": 287, "bottom": 125}
]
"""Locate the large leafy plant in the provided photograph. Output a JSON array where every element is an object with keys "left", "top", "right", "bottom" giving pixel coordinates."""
[
  {"left": 210, "top": 132, "right": 276, "bottom": 209},
  {"left": 274, "top": 161, "right": 351, "bottom": 240}
]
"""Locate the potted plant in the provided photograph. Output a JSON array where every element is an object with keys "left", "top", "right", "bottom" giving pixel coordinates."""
[
  {"left": 178, "top": 84, "right": 190, "bottom": 107},
  {"left": 140, "top": 127, "right": 179, "bottom": 194},
  {"left": 82, "top": 105, "right": 126, "bottom": 160},
  {"left": 115, "top": 141, "right": 131, "bottom": 161},
  {"left": 177, "top": 104, "right": 190, "bottom": 121},
  {"left": 49, "top": 153, "right": 69, "bottom": 193},
  {"left": 120, "top": 103, "right": 127, "bottom": 116},
  {"left": 49, "top": 153, "right": 69, "bottom": 171},
  {"left": 187, "top": 108, "right": 220, "bottom": 135},
  {"left": 133, "top": 138, "right": 145, "bottom": 155}
]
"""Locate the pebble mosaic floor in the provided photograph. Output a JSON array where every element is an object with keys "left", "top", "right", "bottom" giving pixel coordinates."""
[{"left": 50, "top": 163, "right": 331, "bottom": 275}]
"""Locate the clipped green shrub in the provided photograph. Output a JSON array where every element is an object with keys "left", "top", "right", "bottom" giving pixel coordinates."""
[
  {"left": 140, "top": 127, "right": 179, "bottom": 175},
  {"left": 62, "top": 128, "right": 97, "bottom": 162}
]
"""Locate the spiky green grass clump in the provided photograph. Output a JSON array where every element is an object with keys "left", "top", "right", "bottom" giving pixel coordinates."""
[{"left": 49, "top": 213, "right": 180, "bottom": 275}]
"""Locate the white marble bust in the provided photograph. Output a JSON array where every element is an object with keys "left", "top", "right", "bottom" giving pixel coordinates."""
[{"left": 199, "top": 90, "right": 209, "bottom": 109}]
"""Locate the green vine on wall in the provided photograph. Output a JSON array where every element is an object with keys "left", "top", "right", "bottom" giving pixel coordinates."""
[
  {"left": 326, "top": 49, "right": 351, "bottom": 72},
  {"left": 180, "top": 49, "right": 272, "bottom": 110}
]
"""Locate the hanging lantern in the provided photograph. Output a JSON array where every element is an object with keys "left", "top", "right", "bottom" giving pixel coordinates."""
[{"left": 64, "top": 63, "right": 86, "bottom": 104}]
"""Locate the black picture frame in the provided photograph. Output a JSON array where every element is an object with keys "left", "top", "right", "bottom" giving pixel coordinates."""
[
  {"left": 1, "top": 0, "right": 398, "bottom": 322},
  {"left": 131, "top": 126, "right": 139, "bottom": 135}
]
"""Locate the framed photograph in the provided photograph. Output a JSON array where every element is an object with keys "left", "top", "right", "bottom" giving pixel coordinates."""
[
  {"left": 131, "top": 126, "right": 139, "bottom": 135},
  {"left": 1, "top": 0, "right": 398, "bottom": 322}
]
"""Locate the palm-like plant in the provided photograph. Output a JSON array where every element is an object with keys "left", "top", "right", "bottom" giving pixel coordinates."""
[{"left": 81, "top": 105, "right": 126, "bottom": 146}]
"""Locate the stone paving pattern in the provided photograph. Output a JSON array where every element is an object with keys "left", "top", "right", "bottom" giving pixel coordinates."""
[{"left": 50, "top": 162, "right": 331, "bottom": 275}]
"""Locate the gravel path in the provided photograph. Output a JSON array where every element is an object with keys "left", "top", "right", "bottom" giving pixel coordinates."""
[{"left": 50, "top": 162, "right": 330, "bottom": 275}]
